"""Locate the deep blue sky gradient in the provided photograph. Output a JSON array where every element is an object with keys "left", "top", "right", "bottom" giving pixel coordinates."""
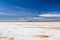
[
  {"left": 1, "top": 0, "right": 60, "bottom": 11},
  {"left": 0, "top": 0, "right": 60, "bottom": 20}
]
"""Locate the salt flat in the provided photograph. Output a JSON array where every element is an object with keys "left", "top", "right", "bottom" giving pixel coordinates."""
[{"left": 0, "top": 22, "right": 60, "bottom": 40}]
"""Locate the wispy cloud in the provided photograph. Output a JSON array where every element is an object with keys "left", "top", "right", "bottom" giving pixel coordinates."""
[
  {"left": 0, "top": 12, "right": 17, "bottom": 16},
  {"left": 39, "top": 12, "right": 60, "bottom": 17},
  {"left": 0, "top": 5, "right": 60, "bottom": 21},
  {"left": 0, "top": 5, "right": 40, "bottom": 20}
]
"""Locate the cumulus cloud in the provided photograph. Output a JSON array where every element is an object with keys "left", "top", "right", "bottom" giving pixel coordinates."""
[{"left": 39, "top": 13, "right": 60, "bottom": 17}]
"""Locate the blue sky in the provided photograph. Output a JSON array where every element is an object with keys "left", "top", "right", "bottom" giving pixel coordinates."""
[{"left": 0, "top": 0, "right": 60, "bottom": 21}]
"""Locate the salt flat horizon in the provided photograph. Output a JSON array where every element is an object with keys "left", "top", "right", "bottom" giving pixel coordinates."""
[
  {"left": 0, "top": 20, "right": 60, "bottom": 22},
  {"left": 0, "top": 22, "right": 60, "bottom": 40}
]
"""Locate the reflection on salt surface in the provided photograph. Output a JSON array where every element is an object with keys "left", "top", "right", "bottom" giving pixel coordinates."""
[{"left": 0, "top": 22, "right": 60, "bottom": 40}]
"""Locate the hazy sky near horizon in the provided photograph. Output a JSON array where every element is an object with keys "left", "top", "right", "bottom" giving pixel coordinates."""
[{"left": 0, "top": 0, "right": 60, "bottom": 20}]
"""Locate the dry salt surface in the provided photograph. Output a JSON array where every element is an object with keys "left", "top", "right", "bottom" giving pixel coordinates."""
[{"left": 0, "top": 22, "right": 60, "bottom": 40}]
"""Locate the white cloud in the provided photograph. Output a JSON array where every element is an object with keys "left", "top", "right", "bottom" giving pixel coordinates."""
[{"left": 39, "top": 13, "right": 60, "bottom": 17}]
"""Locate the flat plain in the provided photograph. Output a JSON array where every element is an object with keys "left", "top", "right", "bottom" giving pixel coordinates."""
[{"left": 0, "top": 22, "right": 60, "bottom": 40}]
